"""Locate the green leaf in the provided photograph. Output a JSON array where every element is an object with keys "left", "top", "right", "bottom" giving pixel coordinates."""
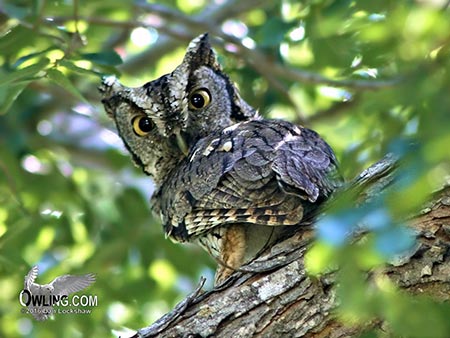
[
  {"left": 90, "top": 63, "right": 122, "bottom": 77},
  {"left": 0, "top": 25, "right": 34, "bottom": 55},
  {"left": 0, "top": 58, "right": 50, "bottom": 85},
  {"left": 255, "top": 18, "right": 295, "bottom": 47},
  {"left": 304, "top": 241, "right": 337, "bottom": 275},
  {"left": 13, "top": 47, "right": 58, "bottom": 68},
  {"left": 384, "top": 294, "right": 450, "bottom": 338},
  {"left": 79, "top": 51, "right": 123, "bottom": 66},
  {"left": 59, "top": 59, "right": 102, "bottom": 77},
  {"left": 0, "top": 81, "right": 29, "bottom": 114},
  {"left": 46, "top": 68, "right": 88, "bottom": 103},
  {"left": 2, "top": 3, "right": 30, "bottom": 20}
]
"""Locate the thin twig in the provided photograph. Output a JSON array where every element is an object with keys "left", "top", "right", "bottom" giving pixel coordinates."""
[
  {"left": 47, "top": 4, "right": 402, "bottom": 91},
  {"left": 442, "top": 0, "right": 450, "bottom": 11},
  {"left": 133, "top": 2, "right": 402, "bottom": 90}
]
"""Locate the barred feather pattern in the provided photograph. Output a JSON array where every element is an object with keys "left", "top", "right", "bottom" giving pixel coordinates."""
[
  {"left": 101, "top": 34, "right": 342, "bottom": 284},
  {"left": 152, "top": 118, "right": 342, "bottom": 245}
]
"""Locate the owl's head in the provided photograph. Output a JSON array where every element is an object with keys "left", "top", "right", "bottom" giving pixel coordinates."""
[{"left": 100, "top": 34, "right": 256, "bottom": 184}]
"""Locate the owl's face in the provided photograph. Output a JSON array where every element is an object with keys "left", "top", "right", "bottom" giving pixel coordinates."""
[{"left": 100, "top": 34, "right": 256, "bottom": 185}]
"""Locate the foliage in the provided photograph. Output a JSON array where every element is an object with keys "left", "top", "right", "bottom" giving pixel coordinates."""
[{"left": 0, "top": 0, "right": 449, "bottom": 337}]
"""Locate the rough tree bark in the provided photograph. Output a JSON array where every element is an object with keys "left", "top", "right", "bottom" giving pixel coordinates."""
[{"left": 128, "top": 155, "right": 450, "bottom": 338}]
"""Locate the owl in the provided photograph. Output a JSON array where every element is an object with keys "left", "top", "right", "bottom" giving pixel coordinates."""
[
  {"left": 100, "top": 34, "right": 342, "bottom": 284},
  {"left": 100, "top": 34, "right": 256, "bottom": 185}
]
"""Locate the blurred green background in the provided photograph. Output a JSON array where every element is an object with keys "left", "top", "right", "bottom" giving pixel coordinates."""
[{"left": 1, "top": 0, "right": 450, "bottom": 337}]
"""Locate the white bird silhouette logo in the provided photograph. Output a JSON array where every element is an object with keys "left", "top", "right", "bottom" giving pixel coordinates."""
[{"left": 22, "top": 266, "right": 96, "bottom": 321}]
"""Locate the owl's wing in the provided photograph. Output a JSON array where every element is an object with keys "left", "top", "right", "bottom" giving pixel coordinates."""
[
  {"left": 272, "top": 127, "right": 341, "bottom": 202},
  {"left": 50, "top": 273, "right": 96, "bottom": 295},
  {"left": 157, "top": 120, "right": 341, "bottom": 241},
  {"left": 24, "top": 265, "right": 39, "bottom": 290}
]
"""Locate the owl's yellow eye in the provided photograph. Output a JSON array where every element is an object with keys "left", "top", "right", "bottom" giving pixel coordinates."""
[
  {"left": 132, "top": 116, "right": 153, "bottom": 136},
  {"left": 189, "top": 89, "right": 211, "bottom": 109}
]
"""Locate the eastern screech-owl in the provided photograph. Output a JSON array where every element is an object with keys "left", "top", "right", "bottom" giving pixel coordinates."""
[{"left": 100, "top": 34, "right": 342, "bottom": 284}]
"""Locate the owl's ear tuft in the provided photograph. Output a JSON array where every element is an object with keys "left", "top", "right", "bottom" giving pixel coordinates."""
[
  {"left": 231, "top": 90, "right": 259, "bottom": 121},
  {"left": 184, "top": 33, "right": 222, "bottom": 71}
]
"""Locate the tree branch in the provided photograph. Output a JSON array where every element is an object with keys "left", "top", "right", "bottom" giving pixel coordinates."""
[
  {"left": 125, "top": 156, "right": 450, "bottom": 337},
  {"left": 118, "top": 0, "right": 274, "bottom": 75},
  {"left": 122, "top": 1, "right": 402, "bottom": 90}
]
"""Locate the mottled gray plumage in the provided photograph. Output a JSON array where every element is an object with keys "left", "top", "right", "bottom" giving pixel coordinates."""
[
  {"left": 23, "top": 266, "right": 95, "bottom": 321},
  {"left": 100, "top": 34, "right": 342, "bottom": 284},
  {"left": 152, "top": 119, "right": 341, "bottom": 275},
  {"left": 100, "top": 34, "right": 255, "bottom": 185},
  {"left": 154, "top": 119, "right": 339, "bottom": 238}
]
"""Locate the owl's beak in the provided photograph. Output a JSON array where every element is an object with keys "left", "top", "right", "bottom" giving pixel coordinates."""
[{"left": 175, "top": 132, "right": 189, "bottom": 156}]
